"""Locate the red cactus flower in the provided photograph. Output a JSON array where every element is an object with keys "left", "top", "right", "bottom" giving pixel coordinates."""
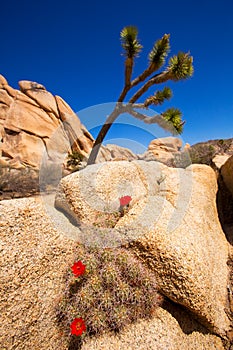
[
  {"left": 119, "top": 195, "right": 132, "bottom": 206},
  {"left": 70, "top": 318, "right": 86, "bottom": 336},
  {"left": 71, "top": 260, "right": 86, "bottom": 277}
]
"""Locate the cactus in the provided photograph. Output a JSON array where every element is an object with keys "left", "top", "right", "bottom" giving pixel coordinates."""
[{"left": 56, "top": 244, "right": 162, "bottom": 343}]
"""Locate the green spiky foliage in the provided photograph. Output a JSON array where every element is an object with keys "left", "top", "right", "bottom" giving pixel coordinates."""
[
  {"left": 120, "top": 26, "right": 142, "bottom": 58},
  {"left": 162, "top": 107, "right": 184, "bottom": 134},
  {"left": 144, "top": 86, "right": 172, "bottom": 107},
  {"left": 149, "top": 34, "right": 170, "bottom": 68},
  {"left": 120, "top": 26, "right": 143, "bottom": 87},
  {"left": 56, "top": 245, "right": 162, "bottom": 343},
  {"left": 129, "top": 33, "right": 171, "bottom": 90},
  {"left": 168, "top": 52, "right": 194, "bottom": 81}
]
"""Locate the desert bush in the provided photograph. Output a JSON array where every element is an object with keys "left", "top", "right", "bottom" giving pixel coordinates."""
[
  {"left": 189, "top": 143, "right": 216, "bottom": 165},
  {"left": 188, "top": 138, "right": 233, "bottom": 166},
  {"left": 66, "top": 151, "right": 85, "bottom": 172}
]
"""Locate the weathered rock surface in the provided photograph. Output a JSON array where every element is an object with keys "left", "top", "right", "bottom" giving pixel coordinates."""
[
  {"left": 0, "top": 74, "right": 94, "bottom": 169},
  {"left": 149, "top": 136, "right": 182, "bottom": 152},
  {"left": 81, "top": 306, "right": 225, "bottom": 350},
  {"left": 221, "top": 155, "right": 233, "bottom": 198},
  {"left": 18, "top": 80, "right": 60, "bottom": 117},
  {"left": 217, "top": 156, "right": 233, "bottom": 249},
  {"left": 0, "top": 197, "right": 77, "bottom": 350},
  {"left": 97, "top": 144, "right": 138, "bottom": 162},
  {"left": 0, "top": 74, "right": 8, "bottom": 88},
  {"left": 212, "top": 154, "right": 230, "bottom": 170},
  {"left": 94, "top": 139, "right": 190, "bottom": 168},
  {"left": 126, "top": 164, "right": 231, "bottom": 337},
  {"left": 0, "top": 196, "right": 226, "bottom": 350},
  {"left": 95, "top": 137, "right": 190, "bottom": 168},
  {"left": 55, "top": 160, "right": 232, "bottom": 338},
  {"left": 148, "top": 136, "right": 182, "bottom": 163}
]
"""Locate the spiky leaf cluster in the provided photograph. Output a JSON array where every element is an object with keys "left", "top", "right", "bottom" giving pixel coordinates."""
[
  {"left": 144, "top": 86, "right": 172, "bottom": 107},
  {"left": 149, "top": 33, "right": 170, "bottom": 68},
  {"left": 56, "top": 245, "right": 162, "bottom": 342},
  {"left": 120, "top": 26, "right": 142, "bottom": 58},
  {"left": 162, "top": 107, "right": 184, "bottom": 134},
  {"left": 168, "top": 52, "right": 194, "bottom": 81}
]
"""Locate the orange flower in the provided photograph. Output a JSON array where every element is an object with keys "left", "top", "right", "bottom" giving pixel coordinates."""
[
  {"left": 71, "top": 261, "right": 86, "bottom": 277},
  {"left": 70, "top": 318, "right": 86, "bottom": 336}
]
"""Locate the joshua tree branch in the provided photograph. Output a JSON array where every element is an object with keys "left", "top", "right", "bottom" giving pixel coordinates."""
[
  {"left": 130, "top": 63, "right": 156, "bottom": 88},
  {"left": 127, "top": 108, "right": 177, "bottom": 133},
  {"left": 129, "top": 71, "right": 171, "bottom": 103},
  {"left": 118, "top": 57, "right": 133, "bottom": 102},
  {"left": 125, "top": 57, "right": 133, "bottom": 86},
  {"left": 118, "top": 85, "right": 131, "bottom": 102}
]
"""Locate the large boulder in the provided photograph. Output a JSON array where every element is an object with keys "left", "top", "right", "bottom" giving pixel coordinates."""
[
  {"left": 0, "top": 74, "right": 8, "bottom": 88},
  {"left": 0, "top": 196, "right": 226, "bottom": 349},
  {"left": 0, "top": 197, "right": 77, "bottom": 350},
  {"left": 18, "top": 80, "right": 60, "bottom": 117},
  {"left": 221, "top": 155, "right": 233, "bottom": 197},
  {"left": 0, "top": 75, "right": 94, "bottom": 169},
  {"left": 149, "top": 136, "right": 182, "bottom": 152},
  {"left": 97, "top": 144, "right": 138, "bottom": 163},
  {"left": 81, "top": 306, "right": 225, "bottom": 350},
  {"left": 55, "top": 160, "right": 231, "bottom": 337},
  {"left": 148, "top": 136, "right": 182, "bottom": 164},
  {"left": 212, "top": 154, "right": 230, "bottom": 170},
  {"left": 218, "top": 155, "right": 233, "bottom": 250}
]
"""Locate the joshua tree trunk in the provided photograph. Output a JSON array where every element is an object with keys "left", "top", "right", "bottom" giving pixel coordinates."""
[{"left": 87, "top": 106, "right": 123, "bottom": 165}]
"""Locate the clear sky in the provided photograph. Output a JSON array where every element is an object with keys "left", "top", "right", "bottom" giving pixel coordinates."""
[{"left": 1, "top": 0, "right": 233, "bottom": 151}]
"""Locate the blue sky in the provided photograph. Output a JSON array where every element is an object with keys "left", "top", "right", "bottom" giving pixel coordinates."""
[{"left": 1, "top": 0, "right": 233, "bottom": 152}]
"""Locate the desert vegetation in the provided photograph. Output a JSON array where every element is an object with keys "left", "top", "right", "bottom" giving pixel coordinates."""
[
  {"left": 56, "top": 245, "right": 162, "bottom": 348},
  {"left": 87, "top": 26, "right": 193, "bottom": 164}
]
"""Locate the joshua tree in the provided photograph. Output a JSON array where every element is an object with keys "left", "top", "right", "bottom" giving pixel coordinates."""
[{"left": 87, "top": 26, "right": 193, "bottom": 165}]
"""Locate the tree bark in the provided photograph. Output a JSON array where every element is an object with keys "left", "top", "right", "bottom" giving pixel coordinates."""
[
  {"left": 87, "top": 106, "right": 123, "bottom": 165},
  {"left": 129, "top": 71, "right": 171, "bottom": 103}
]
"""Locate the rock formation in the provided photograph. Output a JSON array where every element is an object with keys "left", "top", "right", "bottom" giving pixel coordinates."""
[
  {"left": 0, "top": 75, "right": 94, "bottom": 169},
  {"left": 55, "top": 160, "right": 232, "bottom": 340},
  {"left": 0, "top": 193, "right": 229, "bottom": 350},
  {"left": 212, "top": 154, "right": 231, "bottom": 170},
  {"left": 147, "top": 136, "right": 182, "bottom": 163},
  {"left": 96, "top": 137, "right": 186, "bottom": 166},
  {"left": 1, "top": 74, "right": 233, "bottom": 348},
  {"left": 221, "top": 155, "right": 233, "bottom": 198},
  {"left": 96, "top": 144, "right": 138, "bottom": 163},
  {"left": 218, "top": 154, "right": 233, "bottom": 249}
]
